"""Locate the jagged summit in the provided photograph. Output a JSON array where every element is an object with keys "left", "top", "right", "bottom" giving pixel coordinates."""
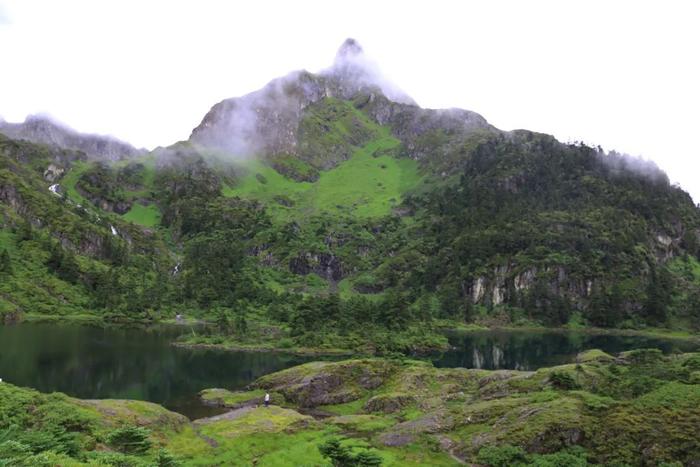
[
  {"left": 189, "top": 38, "right": 491, "bottom": 160},
  {"left": 324, "top": 38, "right": 415, "bottom": 106},
  {"left": 0, "top": 115, "right": 144, "bottom": 161},
  {"left": 334, "top": 38, "right": 364, "bottom": 62}
]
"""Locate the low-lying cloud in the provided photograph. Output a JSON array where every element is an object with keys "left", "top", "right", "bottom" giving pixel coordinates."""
[
  {"left": 598, "top": 148, "right": 669, "bottom": 184},
  {"left": 188, "top": 38, "right": 415, "bottom": 159}
]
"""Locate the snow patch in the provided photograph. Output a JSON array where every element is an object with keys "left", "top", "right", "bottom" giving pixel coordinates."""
[
  {"left": 110, "top": 225, "right": 118, "bottom": 236},
  {"left": 48, "top": 184, "right": 60, "bottom": 196}
]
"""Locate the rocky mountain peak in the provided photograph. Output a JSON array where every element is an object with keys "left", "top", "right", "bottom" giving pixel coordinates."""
[
  {"left": 324, "top": 38, "right": 415, "bottom": 106},
  {"left": 334, "top": 38, "right": 364, "bottom": 62},
  {"left": 189, "top": 38, "right": 493, "bottom": 161},
  {"left": 0, "top": 115, "right": 144, "bottom": 161}
]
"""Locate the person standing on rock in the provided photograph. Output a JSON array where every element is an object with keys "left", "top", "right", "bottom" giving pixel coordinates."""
[{"left": 264, "top": 392, "right": 270, "bottom": 407}]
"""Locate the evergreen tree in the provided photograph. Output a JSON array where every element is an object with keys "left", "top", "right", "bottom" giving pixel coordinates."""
[
  {"left": 318, "top": 438, "right": 354, "bottom": 467},
  {"left": 644, "top": 265, "right": 673, "bottom": 325},
  {"left": 234, "top": 311, "right": 248, "bottom": 335},
  {"left": 215, "top": 307, "right": 231, "bottom": 335},
  {"left": 0, "top": 249, "right": 12, "bottom": 275},
  {"left": 16, "top": 220, "right": 33, "bottom": 242}
]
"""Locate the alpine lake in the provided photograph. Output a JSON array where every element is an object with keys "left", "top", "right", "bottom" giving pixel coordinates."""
[{"left": 1, "top": 322, "right": 697, "bottom": 419}]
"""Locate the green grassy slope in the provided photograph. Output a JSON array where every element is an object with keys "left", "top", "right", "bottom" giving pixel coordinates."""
[
  {"left": 121, "top": 203, "right": 161, "bottom": 228},
  {"left": 60, "top": 160, "right": 91, "bottom": 206},
  {"left": 61, "top": 154, "right": 163, "bottom": 228},
  {"left": 224, "top": 135, "right": 421, "bottom": 222}
]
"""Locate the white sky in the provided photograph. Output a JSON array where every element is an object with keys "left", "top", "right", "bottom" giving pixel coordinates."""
[{"left": 1, "top": 0, "right": 698, "bottom": 202}]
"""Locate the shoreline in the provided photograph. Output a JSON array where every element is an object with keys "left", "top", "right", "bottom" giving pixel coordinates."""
[
  {"left": 8, "top": 313, "right": 699, "bottom": 354},
  {"left": 171, "top": 341, "right": 357, "bottom": 357},
  {"left": 437, "top": 322, "right": 700, "bottom": 342}
]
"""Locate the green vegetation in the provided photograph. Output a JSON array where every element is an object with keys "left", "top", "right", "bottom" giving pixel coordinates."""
[
  {"left": 2, "top": 350, "right": 698, "bottom": 465},
  {"left": 1, "top": 89, "right": 700, "bottom": 349},
  {"left": 224, "top": 135, "right": 419, "bottom": 222},
  {"left": 122, "top": 202, "right": 161, "bottom": 227},
  {"left": 3, "top": 98, "right": 700, "bottom": 351},
  {"left": 2, "top": 47, "right": 700, "bottom": 467},
  {"left": 60, "top": 160, "right": 91, "bottom": 206}
]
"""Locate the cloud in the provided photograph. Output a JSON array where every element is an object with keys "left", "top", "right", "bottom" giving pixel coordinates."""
[
  {"left": 597, "top": 148, "right": 669, "bottom": 185},
  {"left": 322, "top": 38, "right": 416, "bottom": 106},
  {"left": 0, "top": 6, "right": 10, "bottom": 25},
  {"left": 189, "top": 38, "right": 417, "bottom": 160}
]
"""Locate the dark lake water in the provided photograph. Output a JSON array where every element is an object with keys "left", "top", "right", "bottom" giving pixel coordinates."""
[
  {"left": 0, "top": 323, "right": 311, "bottom": 419},
  {"left": 433, "top": 329, "right": 699, "bottom": 370},
  {"left": 1, "top": 323, "right": 697, "bottom": 419}
]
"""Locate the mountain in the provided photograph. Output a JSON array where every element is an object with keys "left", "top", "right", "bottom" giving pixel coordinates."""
[
  {"left": 1, "top": 39, "right": 699, "bottom": 347},
  {"left": 190, "top": 38, "right": 493, "bottom": 176},
  {"left": 0, "top": 115, "right": 145, "bottom": 161}
]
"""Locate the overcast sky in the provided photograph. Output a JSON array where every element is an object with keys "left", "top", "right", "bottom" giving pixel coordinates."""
[{"left": 1, "top": 0, "right": 698, "bottom": 202}]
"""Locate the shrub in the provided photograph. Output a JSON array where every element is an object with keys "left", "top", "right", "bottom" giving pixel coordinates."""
[
  {"left": 626, "top": 348, "right": 663, "bottom": 365},
  {"left": 106, "top": 426, "right": 152, "bottom": 455},
  {"left": 319, "top": 438, "right": 354, "bottom": 467},
  {"left": 318, "top": 438, "right": 383, "bottom": 467},
  {"left": 155, "top": 448, "right": 181, "bottom": 467},
  {"left": 477, "top": 444, "right": 528, "bottom": 467},
  {"left": 548, "top": 371, "right": 579, "bottom": 390}
]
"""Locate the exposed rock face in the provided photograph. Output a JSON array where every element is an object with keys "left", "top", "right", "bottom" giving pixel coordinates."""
[
  {"left": 0, "top": 116, "right": 144, "bottom": 161},
  {"left": 253, "top": 360, "right": 396, "bottom": 408},
  {"left": 528, "top": 427, "right": 585, "bottom": 454},
  {"left": 189, "top": 38, "right": 493, "bottom": 172},
  {"left": 466, "top": 262, "right": 597, "bottom": 308},
  {"left": 43, "top": 163, "right": 65, "bottom": 182},
  {"left": 289, "top": 252, "right": 344, "bottom": 282},
  {"left": 190, "top": 70, "right": 326, "bottom": 157},
  {"left": 363, "top": 393, "right": 414, "bottom": 414}
]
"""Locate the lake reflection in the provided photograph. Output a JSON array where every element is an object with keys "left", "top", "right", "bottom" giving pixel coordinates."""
[
  {"left": 0, "top": 323, "right": 310, "bottom": 418},
  {"left": 2, "top": 323, "right": 698, "bottom": 418},
  {"left": 432, "top": 329, "right": 699, "bottom": 370}
]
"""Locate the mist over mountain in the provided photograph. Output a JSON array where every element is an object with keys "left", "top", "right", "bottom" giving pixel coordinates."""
[
  {"left": 0, "top": 38, "right": 699, "bottom": 341},
  {"left": 0, "top": 115, "right": 145, "bottom": 161},
  {"left": 189, "top": 39, "right": 490, "bottom": 166}
]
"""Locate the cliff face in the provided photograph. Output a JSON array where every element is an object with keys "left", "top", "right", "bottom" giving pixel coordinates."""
[{"left": 189, "top": 38, "right": 493, "bottom": 173}]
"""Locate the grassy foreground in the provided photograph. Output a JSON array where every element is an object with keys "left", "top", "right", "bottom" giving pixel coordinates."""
[{"left": 1, "top": 349, "right": 700, "bottom": 466}]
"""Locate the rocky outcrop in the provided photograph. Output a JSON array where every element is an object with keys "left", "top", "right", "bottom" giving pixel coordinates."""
[
  {"left": 189, "top": 38, "right": 493, "bottom": 176},
  {"left": 289, "top": 252, "right": 344, "bottom": 282},
  {"left": 466, "top": 262, "right": 597, "bottom": 308},
  {"left": 253, "top": 360, "right": 396, "bottom": 408},
  {"left": 363, "top": 393, "right": 414, "bottom": 414},
  {"left": 43, "top": 163, "right": 65, "bottom": 182}
]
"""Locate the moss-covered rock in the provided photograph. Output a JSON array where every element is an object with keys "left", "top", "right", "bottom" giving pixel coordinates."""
[
  {"left": 363, "top": 392, "right": 415, "bottom": 414},
  {"left": 4, "top": 350, "right": 700, "bottom": 466},
  {"left": 576, "top": 348, "right": 614, "bottom": 363},
  {"left": 253, "top": 359, "right": 397, "bottom": 408},
  {"left": 198, "top": 388, "right": 266, "bottom": 408}
]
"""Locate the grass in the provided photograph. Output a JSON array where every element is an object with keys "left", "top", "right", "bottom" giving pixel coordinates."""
[
  {"left": 60, "top": 161, "right": 91, "bottom": 206},
  {"left": 4, "top": 351, "right": 700, "bottom": 466},
  {"left": 61, "top": 154, "right": 162, "bottom": 227},
  {"left": 121, "top": 202, "right": 161, "bottom": 227},
  {"left": 223, "top": 135, "right": 421, "bottom": 223},
  {"left": 199, "top": 388, "right": 266, "bottom": 407}
]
